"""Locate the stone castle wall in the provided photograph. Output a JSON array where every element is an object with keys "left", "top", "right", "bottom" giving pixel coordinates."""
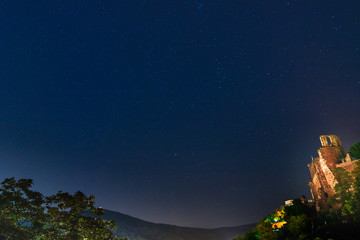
[{"left": 308, "top": 135, "right": 357, "bottom": 211}]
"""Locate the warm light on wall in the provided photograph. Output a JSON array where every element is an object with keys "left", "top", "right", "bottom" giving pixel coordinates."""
[{"left": 272, "top": 220, "right": 287, "bottom": 230}]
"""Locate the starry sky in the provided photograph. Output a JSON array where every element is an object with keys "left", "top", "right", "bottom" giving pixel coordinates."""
[{"left": 1, "top": 0, "right": 360, "bottom": 228}]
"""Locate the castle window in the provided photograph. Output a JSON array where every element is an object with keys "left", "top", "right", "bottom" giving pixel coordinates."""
[{"left": 326, "top": 136, "right": 332, "bottom": 146}]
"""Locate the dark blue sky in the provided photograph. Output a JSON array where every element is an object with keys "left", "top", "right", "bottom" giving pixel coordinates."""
[{"left": 1, "top": 0, "right": 360, "bottom": 228}]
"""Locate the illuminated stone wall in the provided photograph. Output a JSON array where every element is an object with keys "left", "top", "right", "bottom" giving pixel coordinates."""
[
  {"left": 307, "top": 135, "right": 356, "bottom": 211},
  {"left": 336, "top": 154, "right": 359, "bottom": 172}
]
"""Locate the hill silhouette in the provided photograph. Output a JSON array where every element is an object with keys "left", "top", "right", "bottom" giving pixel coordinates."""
[{"left": 102, "top": 209, "right": 255, "bottom": 240}]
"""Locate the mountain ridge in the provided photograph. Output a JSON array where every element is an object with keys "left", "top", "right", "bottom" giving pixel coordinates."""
[{"left": 102, "top": 209, "right": 255, "bottom": 240}]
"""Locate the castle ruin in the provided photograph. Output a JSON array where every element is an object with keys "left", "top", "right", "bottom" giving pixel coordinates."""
[{"left": 308, "top": 135, "right": 359, "bottom": 211}]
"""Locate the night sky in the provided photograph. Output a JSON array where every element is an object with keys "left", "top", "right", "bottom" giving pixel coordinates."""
[{"left": 1, "top": 1, "right": 360, "bottom": 228}]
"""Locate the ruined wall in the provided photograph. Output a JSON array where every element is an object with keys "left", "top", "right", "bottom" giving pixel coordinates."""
[
  {"left": 318, "top": 156, "right": 337, "bottom": 193},
  {"left": 308, "top": 135, "right": 349, "bottom": 211},
  {"left": 308, "top": 166, "right": 322, "bottom": 210},
  {"left": 318, "top": 147, "right": 345, "bottom": 170},
  {"left": 336, "top": 154, "right": 359, "bottom": 172},
  {"left": 308, "top": 156, "right": 335, "bottom": 211},
  {"left": 317, "top": 135, "right": 345, "bottom": 170}
]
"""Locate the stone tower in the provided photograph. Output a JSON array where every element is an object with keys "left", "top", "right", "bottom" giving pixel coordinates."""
[
  {"left": 308, "top": 135, "right": 346, "bottom": 211},
  {"left": 318, "top": 135, "right": 345, "bottom": 170}
]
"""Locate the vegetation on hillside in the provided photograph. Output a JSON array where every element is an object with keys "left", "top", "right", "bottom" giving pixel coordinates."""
[
  {"left": 0, "top": 178, "right": 127, "bottom": 240},
  {"left": 342, "top": 161, "right": 360, "bottom": 222},
  {"left": 233, "top": 160, "right": 360, "bottom": 240},
  {"left": 233, "top": 198, "right": 316, "bottom": 240}
]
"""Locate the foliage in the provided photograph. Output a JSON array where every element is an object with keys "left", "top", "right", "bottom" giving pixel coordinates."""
[
  {"left": 332, "top": 160, "right": 360, "bottom": 222},
  {"left": 232, "top": 229, "right": 258, "bottom": 240},
  {"left": 242, "top": 230, "right": 258, "bottom": 240},
  {"left": 0, "top": 178, "right": 124, "bottom": 240},
  {"left": 342, "top": 175, "right": 360, "bottom": 222},
  {"left": 232, "top": 217, "right": 275, "bottom": 240},
  {"left": 283, "top": 198, "right": 314, "bottom": 219},
  {"left": 266, "top": 207, "right": 285, "bottom": 223},
  {"left": 349, "top": 142, "right": 360, "bottom": 159},
  {"left": 350, "top": 161, "right": 360, "bottom": 179},
  {"left": 256, "top": 218, "right": 277, "bottom": 240},
  {"left": 286, "top": 214, "right": 308, "bottom": 239},
  {"left": 328, "top": 168, "right": 352, "bottom": 207},
  {"left": 0, "top": 178, "right": 45, "bottom": 240},
  {"left": 233, "top": 143, "right": 360, "bottom": 240},
  {"left": 317, "top": 209, "right": 338, "bottom": 226},
  {"left": 323, "top": 158, "right": 360, "bottom": 223},
  {"left": 233, "top": 198, "right": 317, "bottom": 240}
]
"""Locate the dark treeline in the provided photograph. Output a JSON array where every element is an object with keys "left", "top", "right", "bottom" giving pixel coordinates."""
[{"left": 0, "top": 178, "right": 127, "bottom": 240}]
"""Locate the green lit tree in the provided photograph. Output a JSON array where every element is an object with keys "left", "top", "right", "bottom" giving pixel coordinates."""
[
  {"left": 342, "top": 175, "right": 360, "bottom": 222},
  {"left": 256, "top": 218, "right": 277, "bottom": 240},
  {"left": 350, "top": 161, "right": 360, "bottom": 179},
  {"left": 349, "top": 142, "right": 360, "bottom": 159},
  {"left": 342, "top": 162, "right": 360, "bottom": 222},
  {"left": 328, "top": 168, "right": 352, "bottom": 207}
]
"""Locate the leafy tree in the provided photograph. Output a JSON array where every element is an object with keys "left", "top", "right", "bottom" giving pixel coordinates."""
[
  {"left": 286, "top": 214, "right": 308, "bottom": 239},
  {"left": 284, "top": 199, "right": 307, "bottom": 219},
  {"left": 317, "top": 209, "right": 338, "bottom": 226},
  {"left": 232, "top": 217, "right": 275, "bottom": 240},
  {"left": 267, "top": 206, "right": 285, "bottom": 223},
  {"left": 0, "top": 178, "right": 45, "bottom": 240},
  {"left": 342, "top": 174, "right": 360, "bottom": 221},
  {"left": 341, "top": 160, "right": 360, "bottom": 221},
  {"left": 350, "top": 161, "right": 360, "bottom": 179},
  {"left": 0, "top": 178, "right": 123, "bottom": 240},
  {"left": 242, "top": 230, "right": 258, "bottom": 240},
  {"left": 256, "top": 218, "right": 277, "bottom": 240},
  {"left": 328, "top": 168, "right": 352, "bottom": 207},
  {"left": 44, "top": 191, "right": 118, "bottom": 240},
  {"left": 349, "top": 142, "right": 360, "bottom": 159}
]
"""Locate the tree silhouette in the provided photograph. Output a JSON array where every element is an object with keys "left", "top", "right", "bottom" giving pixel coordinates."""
[{"left": 0, "top": 178, "right": 124, "bottom": 240}]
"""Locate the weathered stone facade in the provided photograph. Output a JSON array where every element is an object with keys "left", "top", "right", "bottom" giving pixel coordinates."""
[{"left": 308, "top": 135, "right": 359, "bottom": 211}]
